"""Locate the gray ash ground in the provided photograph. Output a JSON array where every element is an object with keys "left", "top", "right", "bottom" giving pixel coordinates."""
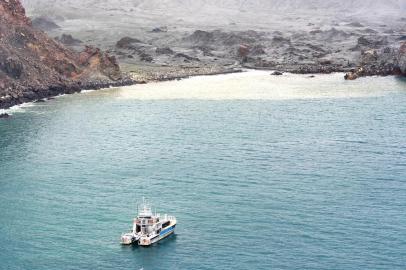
[{"left": 22, "top": 0, "right": 406, "bottom": 78}]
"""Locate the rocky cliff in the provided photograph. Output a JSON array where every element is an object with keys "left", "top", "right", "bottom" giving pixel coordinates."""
[
  {"left": 399, "top": 42, "right": 406, "bottom": 74},
  {"left": 0, "top": 0, "right": 131, "bottom": 109},
  {"left": 344, "top": 42, "right": 406, "bottom": 80}
]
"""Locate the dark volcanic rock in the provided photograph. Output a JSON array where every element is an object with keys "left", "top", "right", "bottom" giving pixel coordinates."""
[
  {"left": 31, "top": 16, "right": 60, "bottom": 31},
  {"left": 0, "top": 113, "right": 10, "bottom": 118},
  {"left": 156, "top": 47, "right": 174, "bottom": 55},
  {"left": 271, "top": 71, "right": 283, "bottom": 75},
  {"left": 185, "top": 30, "right": 215, "bottom": 44},
  {"left": 361, "top": 28, "right": 378, "bottom": 34},
  {"left": 221, "top": 30, "right": 261, "bottom": 46},
  {"left": 55, "top": 34, "right": 83, "bottom": 46},
  {"left": 115, "top": 37, "right": 142, "bottom": 49},
  {"left": 328, "top": 28, "right": 352, "bottom": 39},
  {"left": 250, "top": 44, "right": 266, "bottom": 56},
  {"left": 139, "top": 52, "right": 153, "bottom": 62},
  {"left": 151, "top": 26, "right": 168, "bottom": 33},
  {"left": 193, "top": 46, "right": 214, "bottom": 56},
  {"left": 353, "top": 36, "right": 388, "bottom": 50},
  {"left": 185, "top": 30, "right": 263, "bottom": 47},
  {"left": 313, "top": 28, "right": 352, "bottom": 41},
  {"left": 174, "top": 53, "right": 200, "bottom": 62},
  {"left": 399, "top": 42, "right": 406, "bottom": 74},
  {"left": 272, "top": 35, "right": 291, "bottom": 45},
  {"left": 345, "top": 22, "right": 364, "bottom": 27}
]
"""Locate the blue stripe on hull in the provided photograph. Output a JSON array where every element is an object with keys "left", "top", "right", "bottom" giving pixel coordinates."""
[{"left": 160, "top": 225, "right": 176, "bottom": 237}]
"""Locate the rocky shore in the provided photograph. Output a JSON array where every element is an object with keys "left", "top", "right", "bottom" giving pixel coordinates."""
[
  {"left": 0, "top": 0, "right": 134, "bottom": 110},
  {"left": 2, "top": 0, "right": 406, "bottom": 112},
  {"left": 0, "top": 78, "right": 134, "bottom": 110},
  {"left": 344, "top": 42, "right": 406, "bottom": 80},
  {"left": 99, "top": 24, "right": 406, "bottom": 81}
]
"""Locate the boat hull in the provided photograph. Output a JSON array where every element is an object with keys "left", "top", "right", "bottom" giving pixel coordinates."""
[{"left": 139, "top": 223, "right": 176, "bottom": 246}]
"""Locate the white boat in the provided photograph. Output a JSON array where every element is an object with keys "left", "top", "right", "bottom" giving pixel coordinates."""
[{"left": 121, "top": 198, "right": 177, "bottom": 246}]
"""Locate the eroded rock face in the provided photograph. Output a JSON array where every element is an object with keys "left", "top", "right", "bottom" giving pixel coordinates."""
[
  {"left": 345, "top": 42, "right": 406, "bottom": 79},
  {"left": 79, "top": 46, "right": 122, "bottom": 80},
  {"left": 0, "top": 0, "right": 30, "bottom": 25},
  {"left": 0, "top": 0, "right": 126, "bottom": 109},
  {"left": 0, "top": 56, "right": 23, "bottom": 79},
  {"left": 399, "top": 42, "right": 406, "bottom": 74}
]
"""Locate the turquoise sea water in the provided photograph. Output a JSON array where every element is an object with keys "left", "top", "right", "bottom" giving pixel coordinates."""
[{"left": 0, "top": 72, "right": 406, "bottom": 270}]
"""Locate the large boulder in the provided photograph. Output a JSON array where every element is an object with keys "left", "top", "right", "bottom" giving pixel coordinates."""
[
  {"left": 353, "top": 36, "right": 388, "bottom": 50},
  {"left": 55, "top": 34, "right": 82, "bottom": 46},
  {"left": 185, "top": 30, "right": 215, "bottom": 45},
  {"left": 0, "top": 113, "right": 10, "bottom": 119},
  {"left": 156, "top": 47, "right": 174, "bottom": 55},
  {"left": 31, "top": 16, "right": 60, "bottom": 31},
  {"left": 115, "top": 37, "right": 142, "bottom": 49}
]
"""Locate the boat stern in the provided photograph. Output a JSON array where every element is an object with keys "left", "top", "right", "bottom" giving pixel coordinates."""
[
  {"left": 138, "top": 237, "right": 151, "bottom": 246},
  {"left": 121, "top": 233, "right": 137, "bottom": 245}
]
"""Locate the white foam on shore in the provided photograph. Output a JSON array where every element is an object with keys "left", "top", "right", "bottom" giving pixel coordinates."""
[
  {"left": 0, "top": 88, "right": 114, "bottom": 114},
  {"left": 79, "top": 86, "right": 119, "bottom": 95},
  {"left": 0, "top": 102, "right": 36, "bottom": 115},
  {"left": 1, "top": 72, "right": 404, "bottom": 113},
  {"left": 116, "top": 70, "right": 405, "bottom": 101},
  {"left": 80, "top": 89, "right": 97, "bottom": 94}
]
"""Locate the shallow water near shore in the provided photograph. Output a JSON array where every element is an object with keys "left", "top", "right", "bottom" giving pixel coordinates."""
[{"left": 0, "top": 71, "right": 406, "bottom": 270}]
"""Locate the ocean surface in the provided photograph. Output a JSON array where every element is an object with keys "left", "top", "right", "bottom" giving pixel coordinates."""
[{"left": 0, "top": 71, "right": 405, "bottom": 270}]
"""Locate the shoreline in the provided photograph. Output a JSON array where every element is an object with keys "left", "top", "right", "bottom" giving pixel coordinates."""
[
  {"left": 1, "top": 67, "right": 404, "bottom": 115},
  {"left": 0, "top": 67, "right": 242, "bottom": 112},
  {"left": 0, "top": 78, "right": 134, "bottom": 111}
]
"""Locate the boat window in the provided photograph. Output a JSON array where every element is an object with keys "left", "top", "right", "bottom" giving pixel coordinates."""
[
  {"left": 162, "top": 221, "right": 170, "bottom": 228},
  {"left": 136, "top": 225, "right": 140, "bottom": 233}
]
